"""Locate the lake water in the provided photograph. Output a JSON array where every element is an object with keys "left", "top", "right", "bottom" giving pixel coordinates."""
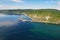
[{"left": 0, "top": 14, "right": 60, "bottom": 40}]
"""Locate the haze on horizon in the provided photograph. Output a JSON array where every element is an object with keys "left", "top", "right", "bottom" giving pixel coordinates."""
[{"left": 0, "top": 0, "right": 60, "bottom": 10}]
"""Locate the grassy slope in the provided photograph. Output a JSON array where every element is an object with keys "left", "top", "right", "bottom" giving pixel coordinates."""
[{"left": 23, "top": 9, "right": 60, "bottom": 23}]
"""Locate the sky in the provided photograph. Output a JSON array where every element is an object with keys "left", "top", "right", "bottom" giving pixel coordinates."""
[{"left": 0, "top": 0, "right": 60, "bottom": 10}]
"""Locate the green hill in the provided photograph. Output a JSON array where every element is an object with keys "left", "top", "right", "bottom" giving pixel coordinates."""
[{"left": 0, "top": 9, "right": 60, "bottom": 24}]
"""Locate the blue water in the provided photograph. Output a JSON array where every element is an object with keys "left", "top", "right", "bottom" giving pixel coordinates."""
[{"left": 0, "top": 15, "right": 60, "bottom": 40}]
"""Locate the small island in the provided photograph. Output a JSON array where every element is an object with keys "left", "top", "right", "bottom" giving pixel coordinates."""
[{"left": 0, "top": 9, "right": 60, "bottom": 24}]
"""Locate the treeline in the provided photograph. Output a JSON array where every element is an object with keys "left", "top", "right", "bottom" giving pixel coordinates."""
[{"left": 1, "top": 9, "right": 60, "bottom": 18}]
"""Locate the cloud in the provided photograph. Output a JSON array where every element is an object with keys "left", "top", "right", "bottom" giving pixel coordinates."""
[
  {"left": 0, "top": 4, "right": 21, "bottom": 10},
  {"left": 11, "top": 0, "right": 24, "bottom": 3},
  {"left": 0, "top": 4, "right": 60, "bottom": 10},
  {"left": 45, "top": 0, "right": 56, "bottom": 4},
  {"left": 57, "top": 1, "right": 60, "bottom": 5},
  {"left": 0, "top": 5, "right": 3, "bottom": 7},
  {"left": 54, "top": 1, "right": 60, "bottom": 10}
]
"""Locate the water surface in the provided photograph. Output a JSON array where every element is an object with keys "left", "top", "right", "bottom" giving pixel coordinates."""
[{"left": 0, "top": 14, "right": 60, "bottom": 40}]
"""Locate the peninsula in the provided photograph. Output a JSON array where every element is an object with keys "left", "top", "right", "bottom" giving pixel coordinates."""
[{"left": 0, "top": 9, "right": 60, "bottom": 24}]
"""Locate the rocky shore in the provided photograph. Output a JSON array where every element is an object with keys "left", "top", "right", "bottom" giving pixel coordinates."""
[{"left": 27, "top": 14, "right": 60, "bottom": 24}]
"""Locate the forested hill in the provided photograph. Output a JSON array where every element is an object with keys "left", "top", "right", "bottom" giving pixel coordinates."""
[{"left": 0, "top": 9, "right": 60, "bottom": 24}]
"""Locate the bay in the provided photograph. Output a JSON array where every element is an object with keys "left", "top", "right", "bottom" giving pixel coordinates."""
[{"left": 0, "top": 14, "right": 60, "bottom": 40}]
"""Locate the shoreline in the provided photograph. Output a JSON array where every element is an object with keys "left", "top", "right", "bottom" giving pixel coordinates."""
[
  {"left": 32, "top": 21, "right": 60, "bottom": 24},
  {"left": 31, "top": 19, "right": 60, "bottom": 24},
  {"left": 27, "top": 15, "right": 60, "bottom": 24},
  {"left": 18, "top": 13, "right": 60, "bottom": 24}
]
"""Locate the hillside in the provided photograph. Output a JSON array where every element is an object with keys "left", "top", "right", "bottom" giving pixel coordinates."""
[{"left": 0, "top": 9, "right": 60, "bottom": 24}]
